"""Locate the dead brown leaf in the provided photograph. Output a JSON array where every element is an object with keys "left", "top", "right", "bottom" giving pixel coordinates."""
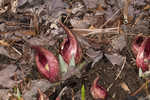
[
  {"left": 86, "top": 48, "right": 103, "bottom": 67},
  {"left": 104, "top": 53, "right": 124, "bottom": 66},
  {"left": 0, "top": 64, "right": 21, "bottom": 88},
  {"left": 23, "top": 79, "right": 59, "bottom": 100},
  {"left": 111, "top": 34, "right": 126, "bottom": 51}
]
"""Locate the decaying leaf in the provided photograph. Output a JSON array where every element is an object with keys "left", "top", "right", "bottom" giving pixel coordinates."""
[
  {"left": 123, "top": 0, "right": 131, "bottom": 23},
  {"left": 0, "top": 47, "right": 12, "bottom": 59},
  {"left": 0, "top": 89, "right": 9, "bottom": 100},
  {"left": 70, "top": 18, "right": 90, "bottom": 29},
  {"left": 86, "top": 48, "right": 103, "bottom": 67},
  {"left": 86, "top": 48, "right": 101, "bottom": 58},
  {"left": 17, "top": 0, "right": 28, "bottom": 7},
  {"left": 23, "top": 79, "right": 58, "bottom": 100},
  {"left": 27, "top": 36, "right": 57, "bottom": 46},
  {"left": 71, "top": 2, "right": 84, "bottom": 14},
  {"left": 83, "top": 0, "right": 98, "bottom": 9},
  {"left": 0, "top": 64, "right": 21, "bottom": 88},
  {"left": 111, "top": 35, "right": 126, "bottom": 51},
  {"left": 75, "top": 34, "right": 91, "bottom": 49},
  {"left": 105, "top": 53, "right": 124, "bottom": 66}
]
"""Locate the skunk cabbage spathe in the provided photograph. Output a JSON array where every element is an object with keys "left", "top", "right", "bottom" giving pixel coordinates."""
[
  {"left": 136, "top": 37, "right": 150, "bottom": 72},
  {"left": 90, "top": 77, "right": 107, "bottom": 100},
  {"left": 32, "top": 46, "right": 60, "bottom": 83},
  {"left": 132, "top": 36, "right": 145, "bottom": 56},
  {"left": 59, "top": 22, "right": 82, "bottom": 64}
]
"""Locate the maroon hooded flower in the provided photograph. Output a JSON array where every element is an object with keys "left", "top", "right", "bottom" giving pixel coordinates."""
[
  {"left": 32, "top": 46, "right": 60, "bottom": 82},
  {"left": 59, "top": 22, "right": 82, "bottom": 64},
  {"left": 132, "top": 36, "right": 145, "bottom": 56},
  {"left": 90, "top": 77, "right": 107, "bottom": 100},
  {"left": 136, "top": 37, "right": 150, "bottom": 72}
]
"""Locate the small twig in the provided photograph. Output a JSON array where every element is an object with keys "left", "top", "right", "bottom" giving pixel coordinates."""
[
  {"left": 64, "top": 15, "right": 69, "bottom": 24},
  {"left": 115, "top": 57, "right": 126, "bottom": 80},
  {"left": 84, "top": 28, "right": 118, "bottom": 36},
  {"left": 72, "top": 28, "right": 118, "bottom": 36},
  {"left": 56, "top": 86, "right": 68, "bottom": 99},
  {"left": 71, "top": 89, "right": 75, "bottom": 100},
  {"left": 11, "top": 46, "right": 22, "bottom": 56},
  {"left": 72, "top": 28, "right": 138, "bottom": 36},
  {"left": 0, "top": 29, "right": 36, "bottom": 35},
  {"left": 107, "top": 57, "right": 126, "bottom": 91},
  {"left": 72, "top": 28, "right": 118, "bottom": 33},
  {"left": 145, "top": 79, "right": 149, "bottom": 96},
  {"left": 123, "top": 0, "right": 130, "bottom": 23},
  {"left": 100, "top": 9, "right": 121, "bottom": 28},
  {"left": 131, "top": 79, "right": 150, "bottom": 96},
  {"left": 107, "top": 83, "right": 114, "bottom": 92},
  {"left": 72, "top": 28, "right": 117, "bottom": 32}
]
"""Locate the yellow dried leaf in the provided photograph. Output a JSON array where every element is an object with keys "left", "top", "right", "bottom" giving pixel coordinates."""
[
  {"left": 0, "top": 40, "right": 9, "bottom": 46},
  {"left": 120, "top": 82, "right": 131, "bottom": 93},
  {"left": 144, "top": 5, "right": 150, "bottom": 10}
]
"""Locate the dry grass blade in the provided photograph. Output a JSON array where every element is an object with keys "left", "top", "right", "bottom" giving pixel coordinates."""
[
  {"left": 107, "top": 57, "right": 126, "bottom": 91},
  {"left": 33, "top": 13, "right": 39, "bottom": 34},
  {"left": 100, "top": 9, "right": 120, "bottom": 28},
  {"left": 56, "top": 86, "right": 68, "bottom": 100},
  {"left": 72, "top": 28, "right": 118, "bottom": 36},
  {"left": 115, "top": 57, "right": 126, "bottom": 80},
  {"left": 131, "top": 79, "right": 150, "bottom": 96},
  {"left": 123, "top": 0, "right": 131, "bottom": 23}
]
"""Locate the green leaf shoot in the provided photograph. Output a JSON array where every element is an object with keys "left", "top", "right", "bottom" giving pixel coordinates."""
[
  {"left": 81, "top": 84, "right": 85, "bottom": 100},
  {"left": 59, "top": 54, "right": 68, "bottom": 73}
]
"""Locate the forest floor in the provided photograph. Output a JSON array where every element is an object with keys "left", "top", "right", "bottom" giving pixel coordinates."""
[{"left": 0, "top": 0, "right": 150, "bottom": 100}]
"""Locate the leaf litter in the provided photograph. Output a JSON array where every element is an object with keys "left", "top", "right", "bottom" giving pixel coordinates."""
[
  {"left": 0, "top": 0, "right": 149, "bottom": 100},
  {"left": 0, "top": 64, "right": 21, "bottom": 88}
]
